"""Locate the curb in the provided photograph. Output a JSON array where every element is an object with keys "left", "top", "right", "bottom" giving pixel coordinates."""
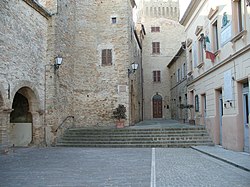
[{"left": 191, "top": 146, "right": 250, "bottom": 172}]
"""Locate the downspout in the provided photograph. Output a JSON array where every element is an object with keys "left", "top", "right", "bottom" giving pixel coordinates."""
[{"left": 141, "top": 43, "right": 144, "bottom": 121}]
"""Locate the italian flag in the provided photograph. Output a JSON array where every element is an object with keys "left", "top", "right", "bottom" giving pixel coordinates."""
[{"left": 205, "top": 36, "right": 216, "bottom": 63}]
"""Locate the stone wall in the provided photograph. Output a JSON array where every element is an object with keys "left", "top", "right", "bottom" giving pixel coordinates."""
[
  {"left": 0, "top": 0, "right": 50, "bottom": 147},
  {"left": 168, "top": 47, "right": 188, "bottom": 122},
  {"left": 45, "top": 0, "right": 76, "bottom": 144},
  {"left": 141, "top": 18, "right": 185, "bottom": 120},
  {"left": 1, "top": 0, "right": 141, "bottom": 147},
  {"left": 45, "top": 0, "right": 135, "bottom": 131}
]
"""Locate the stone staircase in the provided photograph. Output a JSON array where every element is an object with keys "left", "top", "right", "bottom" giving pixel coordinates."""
[{"left": 56, "top": 126, "right": 214, "bottom": 148}]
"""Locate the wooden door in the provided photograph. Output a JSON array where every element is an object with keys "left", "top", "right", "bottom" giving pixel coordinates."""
[{"left": 153, "top": 96, "right": 162, "bottom": 118}]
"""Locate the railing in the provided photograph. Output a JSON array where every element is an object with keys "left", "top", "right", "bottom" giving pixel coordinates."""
[{"left": 54, "top": 116, "right": 75, "bottom": 133}]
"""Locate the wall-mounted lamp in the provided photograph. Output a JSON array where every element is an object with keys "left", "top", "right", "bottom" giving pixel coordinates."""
[
  {"left": 54, "top": 56, "right": 63, "bottom": 70},
  {"left": 128, "top": 62, "right": 139, "bottom": 77}
]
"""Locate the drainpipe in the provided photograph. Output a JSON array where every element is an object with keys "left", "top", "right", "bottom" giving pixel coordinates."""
[{"left": 140, "top": 46, "right": 144, "bottom": 121}]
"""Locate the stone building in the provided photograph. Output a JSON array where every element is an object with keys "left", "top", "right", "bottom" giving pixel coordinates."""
[
  {"left": 137, "top": 0, "right": 185, "bottom": 120},
  {"left": 180, "top": 0, "right": 250, "bottom": 152},
  {"left": 167, "top": 44, "right": 188, "bottom": 123},
  {"left": 0, "top": 0, "right": 143, "bottom": 150}
]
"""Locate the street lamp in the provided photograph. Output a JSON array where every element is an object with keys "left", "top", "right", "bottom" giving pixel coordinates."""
[
  {"left": 128, "top": 62, "right": 139, "bottom": 77},
  {"left": 54, "top": 56, "right": 63, "bottom": 70}
]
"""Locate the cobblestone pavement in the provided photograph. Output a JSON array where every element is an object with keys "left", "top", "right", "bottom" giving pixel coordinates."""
[
  {"left": 0, "top": 148, "right": 249, "bottom": 187},
  {"left": 155, "top": 148, "right": 250, "bottom": 187}
]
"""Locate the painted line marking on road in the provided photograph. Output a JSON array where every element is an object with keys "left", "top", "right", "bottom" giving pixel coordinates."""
[{"left": 150, "top": 147, "right": 156, "bottom": 187}]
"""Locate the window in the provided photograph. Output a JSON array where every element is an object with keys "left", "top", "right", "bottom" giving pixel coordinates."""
[
  {"left": 170, "top": 75, "right": 173, "bottom": 87},
  {"left": 212, "top": 20, "right": 219, "bottom": 51},
  {"left": 195, "top": 95, "right": 199, "bottom": 112},
  {"left": 183, "top": 63, "right": 186, "bottom": 79},
  {"left": 151, "top": 27, "right": 160, "bottom": 32},
  {"left": 153, "top": 71, "right": 161, "bottom": 82},
  {"left": 111, "top": 17, "right": 117, "bottom": 24},
  {"left": 188, "top": 49, "right": 193, "bottom": 72},
  {"left": 177, "top": 69, "right": 180, "bottom": 82},
  {"left": 232, "top": 0, "right": 245, "bottom": 34},
  {"left": 236, "top": 0, "right": 244, "bottom": 32},
  {"left": 152, "top": 42, "right": 160, "bottom": 54},
  {"left": 198, "top": 37, "right": 204, "bottom": 63},
  {"left": 102, "top": 49, "right": 112, "bottom": 66}
]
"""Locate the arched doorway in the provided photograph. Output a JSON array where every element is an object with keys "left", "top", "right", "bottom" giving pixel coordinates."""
[
  {"left": 10, "top": 87, "right": 39, "bottom": 147},
  {"left": 152, "top": 94, "right": 162, "bottom": 118},
  {"left": 10, "top": 92, "right": 32, "bottom": 123}
]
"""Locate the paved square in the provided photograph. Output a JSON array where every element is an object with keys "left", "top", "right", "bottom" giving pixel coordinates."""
[{"left": 0, "top": 148, "right": 249, "bottom": 187}]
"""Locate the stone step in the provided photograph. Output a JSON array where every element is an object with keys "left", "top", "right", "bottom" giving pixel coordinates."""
[
  {"left": 56, "top": 126, "right": 213, "bottom": 148},
  {"left": 56, "top": 142, "right": 214, "bottom": 148},
  {"left": 63, "top": 133, "right": 208, "bottom": 138},
  {"left": 59, "top": 139, "right": 213, "bottom": 144},
  {"left": 65, "top": 130, "right": 208, "bottom": 135},
  {"left": 67, "top": 128, "right": 207, "bottom": 132},
  {"left": 61, "top": 135, "right": 210, "bottom": 140}
]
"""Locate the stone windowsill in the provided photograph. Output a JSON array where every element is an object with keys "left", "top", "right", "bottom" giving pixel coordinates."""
[
  {"left": 197, "top": 62, "right": 204, "bottom": 69},
  {"left": 187, "top": 71, "right": 193, "bottom": 76},
  {"left": 230, "top": 30, "right": 247, "bottom": 43},
  {"left": 214, "top": 50, "right": 221, "bottom": 56}
]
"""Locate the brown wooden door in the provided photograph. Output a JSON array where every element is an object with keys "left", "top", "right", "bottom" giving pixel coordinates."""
[{"left": 153, "top": 99, "right": 162, "bottom": 118}]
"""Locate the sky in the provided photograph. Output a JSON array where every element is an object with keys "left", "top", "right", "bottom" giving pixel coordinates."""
[{"left": 179, "top": 0, "right": 191, "bottom": 20}]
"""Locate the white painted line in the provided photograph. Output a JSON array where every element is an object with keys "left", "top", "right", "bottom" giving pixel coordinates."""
[{"left": 150, "top": 148, "right": 156, "bottom": 187}]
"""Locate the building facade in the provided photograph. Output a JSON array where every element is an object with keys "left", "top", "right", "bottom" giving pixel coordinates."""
[
  {"left": 0, "top": 0, "right": 143, "bottom": 150},
  {"left": 167, "top": 45, "right": 188, "bottom": 123},
  {"left": 180, "top": 0, "right": 250, "bottom": 152},
  {"left": 137, "top": 0, "right": 185, "bottom": 120}
]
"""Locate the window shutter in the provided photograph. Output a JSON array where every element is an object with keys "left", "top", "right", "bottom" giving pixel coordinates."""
[
  {"left": 157, "top": 71, "right": 161, "bottom": 82},
  {"left": 107, "top": 49, "right": 112, "bottom": 65},
  {"left": 102, "top": 49, "right": 112, "bottom": 66},
  {"left": 153, "top": 71, "right": 160, "bottom": 82},
  {"left": 102, "top": 50, "right": 106, "bottom": 65},
  {"left": 153, "top": 71, "right": 157, "bottom": 82},
  {"left": 156, "top": 42, "right": 160, "bottom": 53},
  {"left": 152, "top": 42, "right": 160, "bottom": 54}
]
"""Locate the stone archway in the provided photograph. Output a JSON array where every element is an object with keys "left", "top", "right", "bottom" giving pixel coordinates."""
[{"left": 10, "top": 87, "right": 43, "bottom": 146}]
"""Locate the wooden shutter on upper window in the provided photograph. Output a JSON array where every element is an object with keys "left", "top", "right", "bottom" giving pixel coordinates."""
[
  {"left": 152, "top": 42, "right": 160, "bottom": 54},
  {"left": 153, "top": 71, "right": 160, "bottom": 82},
  {"left": 102, "top": 49, "right": 112, "bottom": 66},
  {"left": 157, "top": 71, "right": 161, "bottom": 82},
  {"left": 157, "top": 43, "right": 160, "bottom": 53}
]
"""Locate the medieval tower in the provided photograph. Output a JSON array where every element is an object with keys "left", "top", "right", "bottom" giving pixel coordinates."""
[{"left": 135, "top": 0, "right": 185, "bottom": 120}]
